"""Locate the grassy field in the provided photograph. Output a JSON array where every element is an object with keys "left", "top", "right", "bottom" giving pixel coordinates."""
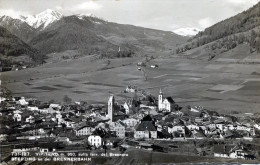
[
  {"left": 104, "top": 148, "right": 260, "bottom": 165},
  {"left": 2, "top": 49, "right": 260, "bottom": 114}
]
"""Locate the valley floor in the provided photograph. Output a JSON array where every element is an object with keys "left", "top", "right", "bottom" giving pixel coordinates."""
[{"left": 2, "top": 50, "right": 260, "bottom": 114}]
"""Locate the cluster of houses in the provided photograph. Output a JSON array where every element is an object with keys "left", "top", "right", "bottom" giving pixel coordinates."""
[{"left": 1, "top": 88, "right": 260, "bottom": 160}]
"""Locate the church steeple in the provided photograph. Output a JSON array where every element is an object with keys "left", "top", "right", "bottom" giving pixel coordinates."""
[
  {"left": 108, "top": 95, "right": 115, "bottom": 122},
  {"left": 158, "top": 88, "right": 163, "bottom": 111}
]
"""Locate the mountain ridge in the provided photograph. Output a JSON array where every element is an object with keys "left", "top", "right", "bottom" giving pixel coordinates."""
[
  {"left": 28, "top": 14, "right": 187, "bottom": 55},
  {"left": 176, "top": 2, "right": 260, "bottom": 58},
  {"left": 19, "top": 9, "right": 63, "bottom": 29},
  {"left": 0, "top": 15, "right": 36, "bottom": 42},
  {"left": 0, "top": 26, "right": 44, "bottom": 69},
  {"left": 0, "top": 9, "right": 187, "bottom": 56}
]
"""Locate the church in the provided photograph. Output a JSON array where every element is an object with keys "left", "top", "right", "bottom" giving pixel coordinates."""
[
  {"left": 107, "top": 95, "right": 127, "bottom": 122},
  {"left": 158, "top": 89, "right": 177, "bottom": 112}
]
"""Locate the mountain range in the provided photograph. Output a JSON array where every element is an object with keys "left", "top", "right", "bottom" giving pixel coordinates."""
[
  {"left": 1, "top": 2, "right": 260, "bottom": 69},
  {"left": 19, "top": 9, "right": 63, "bottom": 29},
  {"left": 0, "top": 16, "right": 36, "bottom": 42},
  {"left": 0, "top": 9, "right": 187, "bottom": 56},
  {"left": 0, "top": 9, "right": 63, "bottom": 42}
]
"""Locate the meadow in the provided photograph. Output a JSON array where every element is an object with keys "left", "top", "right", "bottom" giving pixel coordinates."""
[{"left": 2, "top": 48, "right": 260, "bottom": 114}]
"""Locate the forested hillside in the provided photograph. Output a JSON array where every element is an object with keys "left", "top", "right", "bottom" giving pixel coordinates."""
[
  {"left": 0, "top": 26, "right": 44, "bottom": 69},
  {"left": 177, "top": 2, "right": 260, "bottom": 55}
]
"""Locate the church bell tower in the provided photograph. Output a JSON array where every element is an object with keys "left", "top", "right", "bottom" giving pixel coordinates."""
[
  {"left": 158, "top": 88, "right": 163, "bottom": 111},
  {"left": 108, "top": 95, "right": 115, "bottom": 122}
]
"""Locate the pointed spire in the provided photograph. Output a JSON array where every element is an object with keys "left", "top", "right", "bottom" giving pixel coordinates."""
[{"left": 159, "top": 88, "right": 162, "bottom": 94}]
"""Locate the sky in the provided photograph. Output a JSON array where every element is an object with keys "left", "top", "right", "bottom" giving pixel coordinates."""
[{"left": 0, "top": 0, "right": 259, "bottom": 34}]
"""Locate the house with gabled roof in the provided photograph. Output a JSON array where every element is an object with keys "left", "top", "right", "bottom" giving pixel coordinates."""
[
  {"left": 202, "top": 109, "right": 219, "bottom": 118},
  {"left": 75, "top": 124, "right": 95, "bottom": 136},
  {"left": 123, "top": 98, "right": 140, "bottom": 114},
  {"left": 13, "top": 110, "right": 22, "bottom": 122},
  {"left": 88, "top": 135, "right": 102, "bottom": 147},
  {"left": 191, "top": 129, "right": 206, "bottom": 139},
  {"left": 18, "top": 97, "right": 28, "bottom": 106},
  {"left": 121, "top": 117, "right": 140, "bottom": 128},
  {"left": 134, "top": 121, "right": 157, "bottom": 139},
  {"left": 213, "top": 144, "right": 248, "bottom": 159},
  {"left": 168, "top": 122, "right": 186, "bottom": 134},
  {"left": 110, "top": 121, "right": 125, "bottom": 138},
  {"left": 186, "top": 122, "right": 200, "bottom": 131},
  {"left": 125, "top": 86, "right": 137, "bottom": 93}
]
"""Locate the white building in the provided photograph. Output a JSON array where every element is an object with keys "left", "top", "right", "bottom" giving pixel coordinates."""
[
  {"left": 18, "top": 97, "right": 28, "bottom": 105},
  {"left": 158, "top": 89, "right": 176, "bottom": 112},
  {"left": 123, "top": 102, "right": 130, "bottom": 114},
  {"left": 229, "top": 149, "right": 246, "bottom": 159},
  {"left": 13, "top": 110, "right": 22, "bottom": 122},
  {"left": 88, "top": 135, "right": 102, "bottom": 147},
  {"left": 13, "top": 110, "right": 22, "bottom": 114},
  {"left": 28, "top": 106, "right": 39, "bottom": 111},
  {"left": 237, "top": 125, "right": 251, "bottom": 132},
  {"left": 13, "top": 113, "right": 21, "bottom": 122},
  {"left": 110, "top": 122, "right": 125, "bottom": 138},
  {"left": 125, "top": 86, "right": 137, "bottom": 93},
  {"left": 122, "top": 118, "right": 139, "bottom": 127},
  {"left": 123, "top": 98, "right": 139, "bottom": 114},
  {"left": 150, "top": 64, "right": 158, "bottom": 68},
  {"left": 216, "top": 123, "right": 224, "bottom": 131},
  {"left": 0, "top": 97, "right": 6, "bottom": 103},
  {"left": 187, "top": 124, "right": 200, "bottom": 131},
  {"left": 75, "top": 126, "right": 95, "bottom": 136},
  {"left": 168, "top": 124, "right": 186, "bottom": 135},
  {"left": 49, "top": 104, "right": 61, "bottom": 110},
  {"left": 214, "top": 145, "right": 247, "bottom": 159},
  {"left": 25, "top": 116, "right": 35, "bottom": 123},
  {"left": 55, "top": 112, "right": 63, "bottom": 124}
]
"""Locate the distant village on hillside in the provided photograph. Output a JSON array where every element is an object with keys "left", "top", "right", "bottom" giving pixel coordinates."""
[{"left": 1, "top": 85, "right": 260, "bottom": 164}]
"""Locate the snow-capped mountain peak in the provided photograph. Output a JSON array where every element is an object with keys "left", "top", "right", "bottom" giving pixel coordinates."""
[
  {"left": 19, "top": 9, "right": 63, "bottom": 29},
  {"left": 173, "top": 27, "right": 201, "bottom": 37},
  {"left": 76, "top": 13, "right": 93, "bottom": 20}
]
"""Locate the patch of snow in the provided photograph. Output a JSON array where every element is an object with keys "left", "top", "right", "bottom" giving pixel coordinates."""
[
  {"left": 76, "top": 13, "right": 104, "bottom": 24},
  {"left": 93, "top": 21, "right": 101, "bottom": 24},
  {"left": 18, "top": 9, "right": 63, "bottom": 29},
  {"left": 76, "top": 13, "right": 88, "bottom": 20}
]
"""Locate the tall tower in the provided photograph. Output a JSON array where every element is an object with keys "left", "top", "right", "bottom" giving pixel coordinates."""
[
  {"left": 108, "top": 95, "right": 115, "bottom": 122},
  {"left": 158, "top": 88, "right": 163, "bottom": 111}
]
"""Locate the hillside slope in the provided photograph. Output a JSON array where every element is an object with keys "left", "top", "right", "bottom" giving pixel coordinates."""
[
  {"left": 0, "top": 26, "right": 43, "bottom": 68},
  {"left": 29, "top": 15, "right": 187, "bottom": 55},
  {"left": 0, "top": 16, "right": 36, "bottom": 42},
  {"left": 1, "top": 10, "right": 187, "bottom": 58},
  {"left": 29, "top": 16, "right": 116, "bottom": 55},
  {"left": 177, "top": 2, "right": 260, "bottom": 59}
]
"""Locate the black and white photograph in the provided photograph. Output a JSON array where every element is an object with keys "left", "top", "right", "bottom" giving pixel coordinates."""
[{"left": 1, "top": 0, "right": 260, "bottom": 164}]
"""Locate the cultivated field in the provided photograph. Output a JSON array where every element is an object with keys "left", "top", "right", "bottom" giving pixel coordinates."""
[{"left": 2, "top": 49, "right": 260, "bottom": 114}]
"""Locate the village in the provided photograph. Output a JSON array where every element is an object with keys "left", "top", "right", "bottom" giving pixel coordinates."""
[{"left": 1, "top": 86, "right": 260, "bottom": 164}]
